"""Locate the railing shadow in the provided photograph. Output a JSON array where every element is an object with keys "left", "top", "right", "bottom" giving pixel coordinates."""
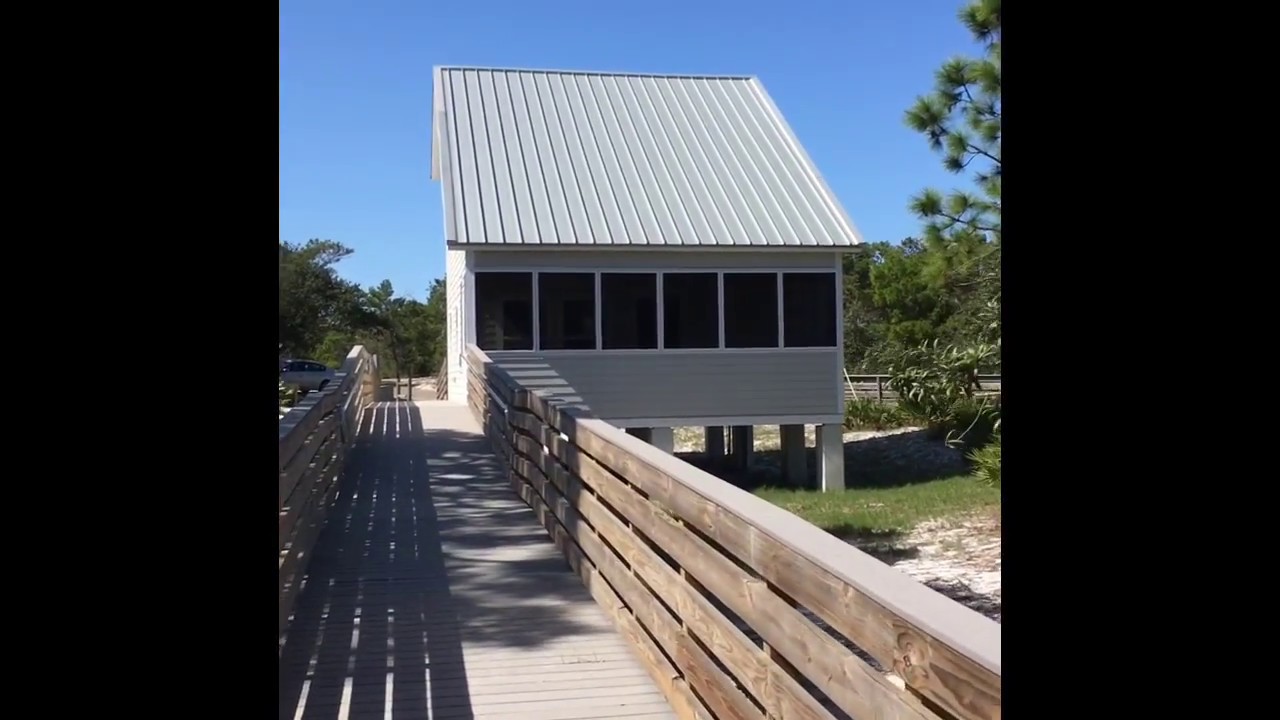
[{"left": 280, "top": 402, "right": 608, "bottom": 720}]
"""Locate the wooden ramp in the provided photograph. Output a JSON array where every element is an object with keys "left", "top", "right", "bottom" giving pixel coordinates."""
[{"left": 279, "top": 401, "right": 676, "bottom": 720}]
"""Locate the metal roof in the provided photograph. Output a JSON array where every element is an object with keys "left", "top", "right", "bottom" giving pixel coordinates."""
[{"left": 431, "top": 66, "right": 863, "bottom": 248}]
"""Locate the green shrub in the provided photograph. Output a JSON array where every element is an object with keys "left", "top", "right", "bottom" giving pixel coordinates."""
[
  {"left": 947, "top": 396, "right": 1001, "bottom": 450},
  {"left": 968, "top": 433, "right": 1001, "bottom": 487},
  {"left": 887, "top": 339, "right": 1000, "bottom": 445},
  {"left": 279, "top": 378, "right": 297, "bottom": 408},
  {"left": 844, "top": 398, "right": 910, "bottom": 430}
]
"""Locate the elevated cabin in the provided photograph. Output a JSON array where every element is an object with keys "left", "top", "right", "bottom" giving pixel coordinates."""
[{"left": 430, "top": 66, "right": 863, "bottom": 489}]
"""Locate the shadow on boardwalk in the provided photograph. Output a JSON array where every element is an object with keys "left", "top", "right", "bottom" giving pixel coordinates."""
[{"left": 278, "top": 403, "right": 618, "bottom": 720}]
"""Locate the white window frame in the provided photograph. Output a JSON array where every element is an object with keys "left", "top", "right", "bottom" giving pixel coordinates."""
[{"left": 469, "top": 266, "right": 840, "bottom": 354}]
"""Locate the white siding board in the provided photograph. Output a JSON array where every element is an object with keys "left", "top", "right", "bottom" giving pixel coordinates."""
[{"left": 446, "top": 248, "right": 468, "bottom": 401}]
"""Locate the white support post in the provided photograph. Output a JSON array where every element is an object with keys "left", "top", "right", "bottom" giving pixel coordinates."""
[{"left": 816, "top": 424, "right": 845, "bottom": 492}]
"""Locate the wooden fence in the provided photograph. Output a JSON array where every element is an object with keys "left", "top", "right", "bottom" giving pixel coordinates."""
[
  {"left": 466, "top": 344, "right": 1000, "bottom": 720},
  {"left": 845, "top": 373, "right": 1002, "bottom": 403},
  {"left": 435, "top": 355, "right": 449, "bottom": 400},
  {"left": 277, "top": 345, "right": 380, "bottom": 640}
]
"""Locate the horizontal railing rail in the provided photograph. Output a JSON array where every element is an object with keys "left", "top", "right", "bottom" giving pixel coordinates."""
[
  {"left": 435, "top": 353, "right": 449, "bottom": 400},
  {"left": 845, "top": 372, "right": 1002, "bottom": 403},
  {"left": 277, "top": 345, "right": 379, "bottom": 640},
  {"left": 467, "top": 344, "right": 1000, "bottom": 720}
]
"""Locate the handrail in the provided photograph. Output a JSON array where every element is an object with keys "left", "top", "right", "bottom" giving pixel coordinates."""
[
  {"left": 277, "top": 345, "right": 380, "bottom": 642},
  {"left": 846, "top": 373, "right": 1002, "bottom": 382},
  {"left": 464, "top": 343, "right": 1000, "bottom": 720},
  {"left": 484, "top": 378, "right": 509, "bottom": 415},
  {"left": 844, "top": 372, "right": 1002, "bottom": 402},
  {"left": 435, "top": 360, "right": 448, "bottom": 400}
]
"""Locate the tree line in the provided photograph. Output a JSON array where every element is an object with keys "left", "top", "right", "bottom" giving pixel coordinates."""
[
  {"left": 278, "top": 239, "right": 446, "bottom": 384},
  {"left": 848, "top": 0, "right": 998, "bottom": 376},
  {"left": 880, "top": 0, "right": 999, "bottom": 484}
]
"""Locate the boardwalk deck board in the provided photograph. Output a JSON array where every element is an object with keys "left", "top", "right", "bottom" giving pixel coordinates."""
[{"left": 279, "top": 400, "right": 675, "bottom": 720}]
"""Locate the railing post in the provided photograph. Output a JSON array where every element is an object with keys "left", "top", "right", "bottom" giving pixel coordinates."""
[{"left": 876, "top": 376, "right": 884, "bottom": 402}]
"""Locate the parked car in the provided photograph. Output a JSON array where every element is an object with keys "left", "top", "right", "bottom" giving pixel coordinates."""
[{"left": 280, "top": 359, "right": 337, "bottom": 393}]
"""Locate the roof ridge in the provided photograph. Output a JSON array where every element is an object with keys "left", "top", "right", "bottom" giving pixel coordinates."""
[{"left": 435, "top": 65, "right": 756, "bottom": 81}]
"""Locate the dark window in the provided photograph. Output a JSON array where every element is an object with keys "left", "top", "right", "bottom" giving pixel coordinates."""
[
  {"left": 723, "top": 272, "right": 778, "bottom": 348},
  {"left": 475, "top": 272, "right": 533, "bottom": 351},
  {"left": 783, "top": 272, "right": 837, "bottom": 347},
  {"left": 539, "top": 273, "right": 596, "bottom": 350},
  {"left": 601, "top": 273, "right": 657, "bottom": 349},
  {"left": 663, "top": 273, "right": 718, "bottom": 349}
]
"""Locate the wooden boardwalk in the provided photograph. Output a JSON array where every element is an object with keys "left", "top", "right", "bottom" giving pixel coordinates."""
[{"left": 279, "top": 400, "right": 675, "bottom": 720}]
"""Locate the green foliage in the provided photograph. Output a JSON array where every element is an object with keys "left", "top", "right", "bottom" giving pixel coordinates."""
[
  {"left": 904, "top": 0, "right": 1000, "bottom": 250},
  {"left": 887, "top": 340, "right": 999, "bottom": 444},
  {"left": 844, "top": 398, "right": 910, "bottom": 431},
  {"left": 365, "top": 278, "right": 446, "bottom": 379},
  {"left": 950, "top": 396, "right": 1000, "bottom": 450},
  {"left": 279, "top": 379, "right": 297, "bottom": 409},
  {"left": 279, "top": 239, "right": 380, "bottom": 358},
  {"left": 842, "top": 237, "right": 999, "bottom": 373},
  {"left": 888, "top": 340, "right": 995, "bottom": 415},
  {"left": 278, "top": 239, "right": 447, "bottom": 382},
  {"left": 877, "top": 0, "right": 1002, "bottom": 464},
  {"left": 968, "top": 433, "right": 1001, "bottom": 487},
  {"left": 314, "top": 330, "right": 363, "bottom": 369},
  {"left": 896, "top": 0, "right": 1002, "bottom": 369}
]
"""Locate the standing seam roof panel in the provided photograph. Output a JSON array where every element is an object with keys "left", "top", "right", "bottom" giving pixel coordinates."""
[
  {"left": 573, "top": 75, "right": 637, "bottom": 243},
  {"left": 692, "top": 79, "right": 790, "bottom": 245},
  {"left": 602, "top": 75, "right": 679, "bottom": 246},
  {"left": 717, "top": 80, "right": 823, "bottom": 245},
  {"left": 633, "top": 76, "right": 718, "bottom": 247},
  {"left": 655, "top": 77, "right": 753, "bottom": 245},
  {"left": 735, "top": 80, "right": 844, "bottom": 245},
  {"left": 646, "top": 76, "right": 733, "bottom": 246},
  {"left": 580, "top": 75, "right": 646, "bottom": 245},
  {"left": 433, "top": 67, "right": 863, "bottom": 248}
]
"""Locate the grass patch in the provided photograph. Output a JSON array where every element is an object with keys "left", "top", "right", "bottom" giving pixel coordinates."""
[{"left": 753, "top": 475, "right": 1000, "bottom": 538}]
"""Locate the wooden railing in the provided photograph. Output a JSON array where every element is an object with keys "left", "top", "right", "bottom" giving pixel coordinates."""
[
  {"left": 435, "top": 353, "right": 448, "bottom": 400},
  {"left": 278, "top": 345, "right": 380, "bottom": 639},
  {"left": 845, "top": 373, "right": 1002, "bottom": 403},
  {"left": 466, "top": 344, "right": 1000, "bottom": 720}
]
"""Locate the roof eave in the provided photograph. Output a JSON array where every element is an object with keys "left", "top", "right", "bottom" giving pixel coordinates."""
[
  {"left": 430, "top": 66, "right": 443, "bottom": 182},
  {"left": 446, "top": 240, "right": 860, "bottom": 252},
  {"left": 746, "top": 77, "right": 866, "bottom": 248}
]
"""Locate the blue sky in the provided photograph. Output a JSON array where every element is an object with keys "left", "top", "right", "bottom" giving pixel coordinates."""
[{"left": 280, "top": 0, "right": 981, "bottom": 299}]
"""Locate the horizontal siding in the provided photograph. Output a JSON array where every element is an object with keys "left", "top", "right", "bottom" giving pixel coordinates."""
[
  {"left": 472, "top": 249, "right": 839, "bottom": 270},
  {"left": 446, "top": 248, "right": 468, "bottom": 401},
  {"left": 486, "top": 349, "right": 841, "bottom": 423}
]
